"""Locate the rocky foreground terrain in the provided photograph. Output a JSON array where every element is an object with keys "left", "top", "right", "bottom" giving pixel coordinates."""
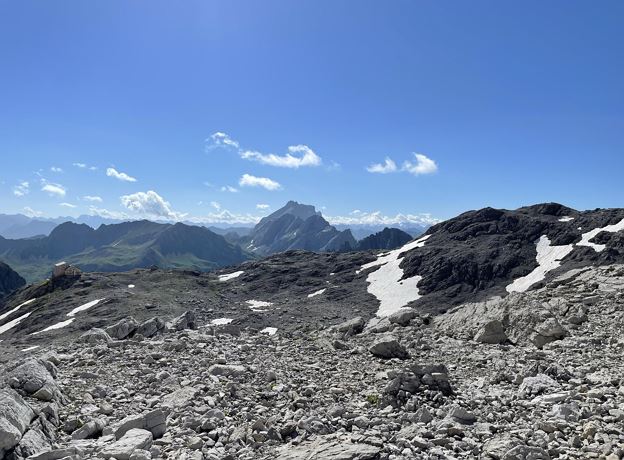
[{"left": 2, "top": 263, "right": 624, "bottom": 460}]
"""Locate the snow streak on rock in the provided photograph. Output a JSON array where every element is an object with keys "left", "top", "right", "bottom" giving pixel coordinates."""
[
  {"left": 246, "top": 300, "right": 273, "bottom": 312},
  {"left": 31, "top": 318, "right": 75, "bottom": 335},
  {"left": 506, "top": 236, "right": 575, "bottom": 293},
  {"left": 0, "top": 311, "right": 33, "bottom": 335},
  {"left": 361, "top": 235, "right": 431, "bottom": 317},
  {"left": 218, "top": 271, "right": 244, "bottom": 282},
  {"left": 67, "top": 299, "right": 105, "bottom": 317},
  {"left": 0, "top": 298, "right": 37, "bottom": 322},
  {"left": 260, "top": 327, "right": 277, "bottom": 335},
  {"left": 577, "top": 217, "right": 624, "bottom": 252},
  {"left": 307, "top": 288, "right": 326, "bottom": 298},
  {"left": 211, "top": 318, "right": 234, "bottom": 325}
]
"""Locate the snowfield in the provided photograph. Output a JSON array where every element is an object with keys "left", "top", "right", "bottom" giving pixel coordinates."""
[
  {"left": 211, "top": 318, "right": 234, "bottom": 325},
  {"left": 0, "top": 311, "right": 33, "bottom": 335},
  {"left": 577, "top": 217, "right": 624, "bottom": 252},
  {"left": 218, "top": 271, "right": 244, "bottom": 282},
  {"left": 506, "top": 236, "right": 575, "bottom": 293},
  {"left": 0, "top": 298, "right": 36, "bottom": 323},
  {"left": 67, "top": 299, "right": 105, "bottom": 317},
  {"left": 307, "top": 288, "right": 326, "bottom": 298},
  {"left": 31, "top": 318, "right": 75, "bottom": 335},
  {"left": 361, "top": 235, "right": 431, "bottom": 317}
]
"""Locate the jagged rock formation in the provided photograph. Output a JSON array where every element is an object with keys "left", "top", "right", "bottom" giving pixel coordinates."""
[
  {"left": 243, "top": 201, "right": 357, "bottom": 255},
  {"left": 357, "top": 227, "right": 413, "bottom": 251},
  {"left": 0, "top": 261, "right": 25, "bottom": 298}
]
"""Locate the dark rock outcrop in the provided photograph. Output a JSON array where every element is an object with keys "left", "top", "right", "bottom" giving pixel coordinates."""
[{"left": 0, "top": 261, "right": 25, "bottom": 298}]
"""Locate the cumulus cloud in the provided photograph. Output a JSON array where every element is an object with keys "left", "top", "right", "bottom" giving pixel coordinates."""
[
  {"left": 59, "top": 202, "right": 76, "bottom": 208},
  {"left": 120, "top": 190, "right": 185, "bottom": 220},
  {"left": 83, "top": 195, "right": 103, "bottom": 202},
  {"left": 256, "top": 204, "right": 270, "bottom": 210},
  {"left": 41, "top": 183, "right": 66, "bottom": 197},
  {"left": 326, "top": 211, "right": 441, "bottom": 227},
  {"left": 13, "top": 181, "right": 29, "bottom": 197},
  {"left": 106, "top": 167, "right": 137, "bottom": 182},
  {"left": 402, "top": 153, "right": 438, "bottom": 175},
  {"left": 220, "top": 185, "right": 239, "bottom": 193},
  {"left": 239, "top": 174, "right": 282, "bottom": 191},
  {"left": 366, "top": 157, "right": 397, "bottom": 174},
  {"left": 23, "top": 206, "right": 43, "bottom": 218},
  {"left": 241, "top": 144, "right": 322, "bottom": 168}
]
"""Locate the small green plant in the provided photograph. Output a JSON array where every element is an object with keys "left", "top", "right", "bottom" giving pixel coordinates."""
[{"left": 366, "top": 393, "right": 380, "bottom": 406}]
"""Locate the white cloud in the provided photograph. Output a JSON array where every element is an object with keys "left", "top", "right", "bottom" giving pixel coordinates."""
[
  {"left": 367, "top": 157, "right": 397, "bottom": 174},
  {"left": 187, "top": 210, "right": 263, "bottom": 225},
  {"left": 73, "top": 162, "right": 97, "bottom": 170},
  {"left": 120, "top": 190, "right": 185, "bottom": 220},
  {"left": 83, "top": 195, "right": 103, "bottom": 202},
  {"left": 256, "top": 203, "right": 270, "bottom": 210},
  {"left": 13, "top": 181, "right": 29, "bottom": 197},
  {"left": 106, "top": 167, "right": 137, "bottom": 182},
  {"left": 220, "top": 185, "right": 239, "bottom": 193},
  {"left": 59, "top": 202, "right": 76, "bottom": 208},
  {"left": 23, "top": 206, "right": 43, "bottom": 218},
  {"left": 239, "top": 174, "right": 282, "bottom": 191},
  {"left": 88, "top": 206, "right": 128, "bottom": 220},
  {"left": 41, "top": 183, "right": 66, "bottom": 197},
  {"left": 241, "top": 144, "right": 322, "bottom": 168},
  {"left": 402, "top": 153, "right": 438, "bottom": 175},
  {"left": 206, "top": 132, "right": 240, "bottom": 149},
  {"left": 210, "top": 201, "right": 221, "bottom": 210},
  {"left": 50, "top": 166, "right": 63, "bottom": 173},
  {"left": 326, "top": 211, "right": 441, "bottom": 227}
]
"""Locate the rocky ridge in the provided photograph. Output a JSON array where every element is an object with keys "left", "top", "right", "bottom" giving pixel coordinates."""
[{"left": 1, "top": 264, "right": 623, "bottom": 459}]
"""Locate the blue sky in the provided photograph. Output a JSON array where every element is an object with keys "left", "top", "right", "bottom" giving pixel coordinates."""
[{"left": 1, "top": 1, "right": 623, "bottom": 225}]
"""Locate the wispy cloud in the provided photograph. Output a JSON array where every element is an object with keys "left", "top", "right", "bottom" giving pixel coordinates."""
[
  {"left": 120, "top": 190, "right": 185, "bottom": 220},
  {"left": 210, "top": 201, "right": 221, "bottom": 210},
  {"left": 73, "top": 162, "right": 97, "bottom": 170},
  {"left": 23, "top": 206, "right": 44, "bottom": 218},
  {"left": 241, "top": 144, "right": 322, "bottom": 168},
  {"left": 402, "top": 153, "right": 438, "bottom": 175},
  {"left": 206, "top": 132, "right": 240, "bottom": 150},
  {"left": 366, "top": 157, "right": 397, "bottom": 174},
  {"left": 207, "top": 132, "right": 323, "bottom": 169},
  {"left": 41, "top": 182, "right": 66, "bottom": 197},
  {"left": 256, "top": 203, "right": 270, "bottom": 210},
  {"left": 106, "top": 167, "right": 137, "bottom": 182},
  {"left": 186, "top": 210, "right": 263, "bottom": 225},
  {"left": 59, "top": 202, "right": 76, "bottom": 208},
  {"left": 13, "top": 181, "right": 30, "bottom": 197},
  {"left": 88, "top": 206, "right": 128, "bottom": 220},
  {"left": 83, "top": 195, "right": 103, "bottom": 203},
  {"left": 220, "top": 185, "right": 238, "bottom": 193},
  {"left": 239, "top": 174, "right": 282, "bottom": 191},
  {"left": 50, "top": 166, "right": 63, "bottom": 173}
]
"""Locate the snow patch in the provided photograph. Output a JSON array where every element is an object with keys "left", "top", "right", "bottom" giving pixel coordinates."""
[
  {"left": 31, "top": 318, "right": 75, "bottom": 335},
  {"left": 577, "top": 217, "right": 624, "bottom": 252},
  {"left": 128, "top": 284, "right": 135, "bottom": 288},
  {"left": 307, "top": 288, "right": 326, "bottom": 298},
  {"left": 22, "top": 346, "right": 39, "bottom": 352},
  {"left": 211, "top": 318, "right": 233, "bottom": 325},
  {"left": 218, "top": 271, "right": 244, "bottom": 282},
  {"left": 246, "top": 300, "right": 273, "bottom": 312},
  {"left": 558, "top": 216, "right": 574, "bottom": 222},
  {"left": 67, "top": 299, "right": 105, "bottom": 317},
  {"left": 361, "top": 235, "right": 431, "bottom": 317},
  {"left": 0, "top": 298, "right": 37, "bottom": 322},
  {"left": 0, "top": 311, "right": 33, "bottom": 335},
  {"left": 260, "top": 327, "right": 277, "bottom": 335},
  {"left": 506, "top": 236, "right": 574, "bottom": 293}
]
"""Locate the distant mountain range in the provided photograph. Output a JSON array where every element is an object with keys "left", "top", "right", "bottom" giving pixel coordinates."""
[
  {"left": 0, "top": 220, "right": 248, "bottom": 282},
  {"left": 0, "top": 202, "right": 425, "bottom": 285}
]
